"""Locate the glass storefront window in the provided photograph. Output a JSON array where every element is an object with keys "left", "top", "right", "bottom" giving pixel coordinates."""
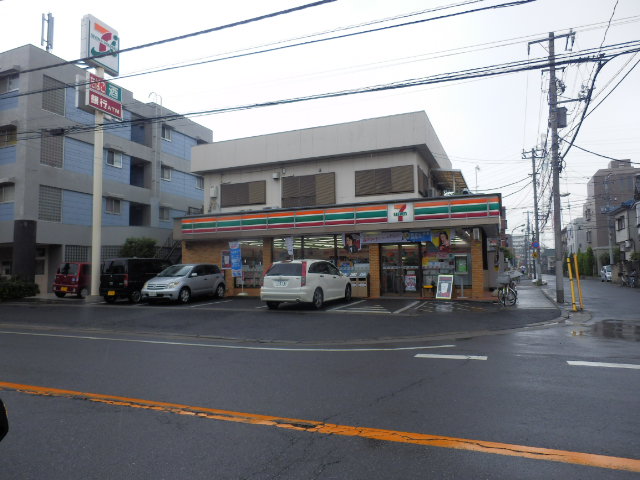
[
  {"left": 421, "top": 229, "right": 472, "bottom": 289},
  {"left": 302, "top": 236, "right": 336, "bottom": 263},
  {"left": 234, "top": 239, "right": 263, "bottom": 288},
  {"left": 273, "top": 237, "right": 302, "bottom": 262},
  {"left": 337, "top": 233, "right": 369, "bottom": 277}
]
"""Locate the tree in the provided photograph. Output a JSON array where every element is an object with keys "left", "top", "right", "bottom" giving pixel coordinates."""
[
  {"left": 120, "top": 237, "right": 157, "bottom": 258},
  {"left": 585, "top": 247, "right": 595, "bottom": 276}
]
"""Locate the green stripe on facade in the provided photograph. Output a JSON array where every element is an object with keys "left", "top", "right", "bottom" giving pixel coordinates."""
[
  {"left": 355, "top": 210, "right": 386, "bottom": 219},
  {"left": 325, "top": 212, "right": 354, "bottom": 220},
  {"left": 242, "top": 218, "right": 267, "bottom": 226},
  {"left": 450, "top": 204, "right": 485, "bottom": 213},
  {"left": 415, "top": 206, "right": 449, "bottom": 215},
  {"left": 217, "top": 219, "right": 242, "bottom": 227},
  {"left": 296, "top": 214, "right": 324, "bottom": 222},
  {"left": 269, "top": 216, "right": 295, "bottom": 224}
]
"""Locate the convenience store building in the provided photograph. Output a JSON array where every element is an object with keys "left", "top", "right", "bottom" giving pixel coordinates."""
[{"left": 175, "top": 112, "right": 503, "bottom": 299}]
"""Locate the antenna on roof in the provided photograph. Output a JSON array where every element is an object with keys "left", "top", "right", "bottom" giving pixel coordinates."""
[{"left": 41, "top": 13, "right": 54, "bottom": 52}]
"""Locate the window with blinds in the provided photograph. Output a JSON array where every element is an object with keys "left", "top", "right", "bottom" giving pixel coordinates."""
[
  {"left": 220, "top": 180, "right": 266, "bottom": 207},
  {"left": 418, "top": 167, "right": 430, "bottom": 197},
  {"left": 38, "top": 185, "right": 62, "bottom": 222},
  {"left": 41, "top": 133, "right": 64, "bottom": 168},
  {"left": 355, "top": 165, "right": 414, "bottom": 196},
  {"left": 282, "top": 172, "right": 335, "bottom": 208},
  {"left": 42, "top": 76, "right": 66, "bottom": 115}
]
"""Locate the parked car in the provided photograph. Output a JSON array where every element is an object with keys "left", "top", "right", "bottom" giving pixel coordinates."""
[
  {"left": 142, "top": 263, "right": 225, "bottom": 304},
  {"left": 100, "top": 258, "right": 171, "bottom": 304},
  {"left": 53, "top": 262, "right": 91, "bottom": 298},
  {"left": 260, "top": 259, "right": 351, "bottom": 310},
  {"left": 600, "top": 265, "right": 612, "bottom": 282}
]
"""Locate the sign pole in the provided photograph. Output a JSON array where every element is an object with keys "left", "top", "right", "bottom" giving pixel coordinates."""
[{"left": 90, "top": 67, "right": 104, "bottom": 297}]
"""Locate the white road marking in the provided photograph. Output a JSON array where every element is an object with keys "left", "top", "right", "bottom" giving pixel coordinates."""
[
  {"left": 328, "top": 300, "right": 366, "bottom": 311},
  {"left": 0, "top": 330, "right": 454, "bottom": 352},
  {"left": 190, "top": 300, "right": 233, "bottom": 308},
  {"left": 255, "top": 305, "right": 267, "bottom": 309},
  {"left": 415, "top": 354, "right": 488, "bottom": 361},
  {"left": 393, "top": 301, "right": 420, "bottom": 314},
  {"left": 567, "top": 361, "right": 640, "bottom": 370}
]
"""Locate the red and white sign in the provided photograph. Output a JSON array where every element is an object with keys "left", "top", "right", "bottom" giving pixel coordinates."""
[
  {"left": 388, "top": 203, "right": 414, "bottom": 223},
  {"left": 88, "top": 91, "right": 123, "bottom": 119}
]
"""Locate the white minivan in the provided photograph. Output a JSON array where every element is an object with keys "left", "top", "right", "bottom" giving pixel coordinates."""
[{"left": 260, "top": 259, "right": 351, "bottom": 310}]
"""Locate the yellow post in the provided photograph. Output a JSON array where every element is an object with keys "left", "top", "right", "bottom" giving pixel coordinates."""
[
  {"left": 566, "top": 257, "right": 578, "bottom": 312},
  {"left": 573, "top": 253, "right": 584, "bottom": 311}
]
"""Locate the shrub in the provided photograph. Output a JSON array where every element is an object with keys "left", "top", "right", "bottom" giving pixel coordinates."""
[
  {"left": 0, "top": 277, "right": 40, "bottom": 301},
  {"left": 120, "top": 237, "right": 157, "bottom": 258}
]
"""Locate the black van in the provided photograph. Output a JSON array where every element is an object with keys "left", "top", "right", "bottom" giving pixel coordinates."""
[{"left": 100, "top": 258, "right": 171, "bottom": 304}]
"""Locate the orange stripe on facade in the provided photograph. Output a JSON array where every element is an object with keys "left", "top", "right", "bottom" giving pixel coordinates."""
[
  {"left": 241, "top": 213, "right": 269, "bottom": 220},
  {"left": 355, "top": 205, "right": 386, "bottom": 212},
  {"left": 1, "top": 381, "right": 638, "bottom": 473},
  {"left": 414, "top": 200, "right": 451, "bottom": 208},
  {"left": 325, "top": 207, "right": 355, "bottom": 214},
  {"left": 296, "top": 210, "right": 324, "bottom": 216}
]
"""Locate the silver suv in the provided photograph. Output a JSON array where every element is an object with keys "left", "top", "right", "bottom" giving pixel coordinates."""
[{"left": 142, "top": 264, "right": 225, "bottom": 304}]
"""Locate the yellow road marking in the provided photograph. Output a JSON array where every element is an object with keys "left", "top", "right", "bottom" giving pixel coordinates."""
[{"left": 1, "top": 381, "right": 639, "bottom": 473}]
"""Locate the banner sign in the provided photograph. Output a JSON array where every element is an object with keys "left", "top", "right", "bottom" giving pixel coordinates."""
[
  {"left": 229, "top": 241, "right": 242, "bottom": 278},
  {"left": 388, "top": 203, "right": 414, "bottom": 223},
  {"left": 360, "top": 230, "right": 432, "bottom": 245},
  {"left": 436, "top": 274, "right": 454, "bottom": 300}
]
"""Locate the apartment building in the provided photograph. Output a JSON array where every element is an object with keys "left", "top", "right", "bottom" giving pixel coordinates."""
[{"left": 0, "top": 45, "right": 212, "bottom": 293}]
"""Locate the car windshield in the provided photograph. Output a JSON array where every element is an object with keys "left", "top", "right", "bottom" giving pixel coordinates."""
[
  {"left": 158, "top": 265, "right": 192, "bottom": 277},
  {"left": 57, "top": 263, "right": 79, "bottom": 275},
  {"left": 265, "top": 263, "right": 302, "bottom": 276}
]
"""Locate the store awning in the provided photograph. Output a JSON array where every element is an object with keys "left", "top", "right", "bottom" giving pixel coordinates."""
[{"left": 432, "top": 169, "right": 469, "bottom": 193}]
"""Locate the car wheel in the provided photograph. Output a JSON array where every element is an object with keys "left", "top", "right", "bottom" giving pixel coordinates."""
[
  {"left": 344, "top": 284, "right": 352, "bottom": 302},
  {"left": 312, "top": 288, "right": 324, "bottom": 310},
  {"left": 128, "top": 290, "right": 142, "bottom": 304},
  {"left": 77, "top": 288, "right": 88, "bottom": 299},
  {"left": 54, "top": 292, "right": 66, "bottom": 298},
  {"left": 215, "top": 284, "right": 225, "bottom": 298},
  {"left": 266, "top": 301, "right": 280, "bottom": 310},
  {"left": 104, "top": 295, "right": 117, "bottom": 304},
  {"left": 178, "top": 287, "right": 191, "bottom": 304}
]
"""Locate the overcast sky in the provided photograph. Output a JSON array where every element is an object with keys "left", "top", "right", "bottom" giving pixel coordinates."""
[{"left": 3, "top": 0, "right": 639, "bottom": 247}]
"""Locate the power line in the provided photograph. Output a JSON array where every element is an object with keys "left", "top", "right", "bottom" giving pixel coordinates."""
[
  {"left": 16, "top": 0, "right": 338, "bottom": 76},
  {"left": 9, "top": 0, "right": 536, "bottom": 102}
]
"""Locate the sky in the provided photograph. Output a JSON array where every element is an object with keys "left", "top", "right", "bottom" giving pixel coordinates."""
[{"left": 3, "top": 0, "right": 639, "bottom": 248}]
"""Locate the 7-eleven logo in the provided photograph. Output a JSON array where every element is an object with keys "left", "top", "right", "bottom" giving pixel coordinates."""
[{"left": 389, "top": 203, "right": 414, "bottom": 223}]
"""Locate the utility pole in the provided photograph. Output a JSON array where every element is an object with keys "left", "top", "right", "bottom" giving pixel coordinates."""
[
  {"left": 529, "top": 31, "right": 574, "bottom": 303},
  {"left": 605, "top": 173, "right": 615, "bottom": 265},
  {"left": 526, "top": 211, "right": 531, "bottom": 277},
  {"left": 522, "top": 148, "right": 543, "bottom": 283}
]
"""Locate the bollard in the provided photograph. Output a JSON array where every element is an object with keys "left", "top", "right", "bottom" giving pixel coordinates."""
[{"left": 566, "top": 257, "right": 578, "bottom": 312}]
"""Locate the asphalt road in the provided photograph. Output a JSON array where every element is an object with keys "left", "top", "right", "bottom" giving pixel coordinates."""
[{"left": 0, "top": 283, "right": 638, "bottom": 479}]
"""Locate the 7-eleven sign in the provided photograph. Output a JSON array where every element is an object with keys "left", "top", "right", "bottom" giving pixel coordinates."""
[{"left": 388, "top": 203, "right": 414, "bottom": 223}]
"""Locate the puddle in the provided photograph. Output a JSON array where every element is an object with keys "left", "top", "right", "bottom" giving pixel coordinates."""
[{"left": 592, "top": 320, "right": 640, "bottom": 341}]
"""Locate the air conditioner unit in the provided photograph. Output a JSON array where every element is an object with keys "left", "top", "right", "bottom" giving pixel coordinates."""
[{"left": 209, "top": 185, "right": 218, "bottom": 198}]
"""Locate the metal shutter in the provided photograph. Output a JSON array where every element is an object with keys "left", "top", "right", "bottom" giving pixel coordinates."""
[
  {"left": 315, "top": 172, "right": 335, "bottom": 205},
  {"left": 282, "top": 176, "right": 299, "bottom": 208},
  {"left": 248, "top": 180, "right": 266, "bottom": 204},
  {"left": 390, "top": 165, "right": 413, "bottom": 193},
  {"left": 355, "top": 170, "right": 376, "bottom": 196},
  {"left": 42, "top": 76, "right": 65, "bottom": 116}
]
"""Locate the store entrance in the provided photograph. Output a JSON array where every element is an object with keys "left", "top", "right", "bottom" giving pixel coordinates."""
[{"left": 380, "top": 243, "right": 421, "bottom": 296}]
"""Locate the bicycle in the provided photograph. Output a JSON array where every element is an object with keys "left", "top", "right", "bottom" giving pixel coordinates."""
[{"left": 496, "top": 273, "right": 518, "bottom": 306}]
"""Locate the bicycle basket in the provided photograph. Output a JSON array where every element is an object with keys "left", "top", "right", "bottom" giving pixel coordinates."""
[{"left": 497, "top": 273, "right": 511, "bottom": 285}]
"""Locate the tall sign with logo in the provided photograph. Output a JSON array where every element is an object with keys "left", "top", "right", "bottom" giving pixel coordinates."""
[{"left": 81, "top": 15, "right": 120, "bottom": 76}]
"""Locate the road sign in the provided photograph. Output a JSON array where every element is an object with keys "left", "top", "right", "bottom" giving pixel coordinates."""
[{"left": 531, "top": 241, "right": 540, "bottom": 249}]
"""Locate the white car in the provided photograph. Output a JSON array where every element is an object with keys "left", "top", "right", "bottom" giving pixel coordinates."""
[
  {"left": 260, "top": 259, "right": 352, "bottom": 310},
  {"left": 600, "top": 265, "right": 612, "bottom": 282}
]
